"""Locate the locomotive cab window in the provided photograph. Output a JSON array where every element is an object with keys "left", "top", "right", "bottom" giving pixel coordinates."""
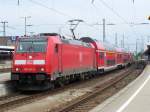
[{"left": 17, "top": 39, "right": 47, "bottom": 52}]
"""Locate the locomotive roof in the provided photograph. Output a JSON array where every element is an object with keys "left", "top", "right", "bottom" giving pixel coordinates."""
[
  {"left": 18, "top": 35, "right": 93, "bottom": 48},
  {"left": 61, "top": 38, "right": 93, "bottom": 48},
  {"left": 38, "top": 33, "right": 92, "bottom": 48}
]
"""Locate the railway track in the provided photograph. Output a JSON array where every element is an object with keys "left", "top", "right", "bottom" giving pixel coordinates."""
[
  {"left": 0, "top": 91, "right": 52, "bottom": 112},
  {"left": 53, "top": 66, "right": 143, "bottom": 112},
  {"left": 0, "top": 65, "right": 143, "bottom": 112}
]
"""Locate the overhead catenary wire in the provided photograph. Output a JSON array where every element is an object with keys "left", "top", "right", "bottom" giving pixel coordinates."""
[
  {"left": 93, "top": 0, "right": 146, "bottom": 46},
  {"left": 92, "top": 0, "right": 140, "bottom": 27},
  {"left": 28, "top": 0, "right": 72, "bottom": 19},
  {"left": 93, "top": 0, "right": 145, "bottom": 46},
  {"left": 28, "top": 0, "right": 102, "bottom": 33},
  {"left": 97, "top": 0, "right": 129, "bottom": 24},
  {"left": 18, "top": 0, "right": 144, "bottom": 48},
  {"left": 18, "top": 0, "right": 121, "bottom": 40},
  {"left": 28, "top": 0, "right": 100, "bottom": 37}
]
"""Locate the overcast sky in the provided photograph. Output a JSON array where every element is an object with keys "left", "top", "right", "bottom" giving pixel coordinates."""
[{"left": 0, "top": 0, "right": 150, "bottom": 52}]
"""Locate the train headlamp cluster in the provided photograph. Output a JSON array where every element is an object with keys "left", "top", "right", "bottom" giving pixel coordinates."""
[
  {"left": 15, "top": 68, "right": 19, "bottom": 71},
  {"left": 40, "top": 68, "right": 45, "bottom": 72},
  {"left": 14, "top": 67, "right": 45, "bottom": 72}
]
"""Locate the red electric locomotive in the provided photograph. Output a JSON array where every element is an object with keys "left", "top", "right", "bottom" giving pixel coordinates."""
[{"left": 11, "top": 33, "right": 96, "bottom": 90}]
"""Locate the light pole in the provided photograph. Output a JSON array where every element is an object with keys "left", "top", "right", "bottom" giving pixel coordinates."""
[
  {"left": 1, "top": 21, "right": 8, "bottom": 37},
  {"left": 103, "top": 18, "right": 105, "bottom": 42},
  {"left": 21, "top": 16, "right": 31, "bottom": 36},
  {"left": 18, "top": 0, "right": 20, "bottom": 5},
  {"left": 94, "top": 20, "right": 115, "bottom": 42},
  {"left": 122, "top": 34, "right": 125, "bottom": 48},
  {"left": 136, "top": 38, "right": 139, "bottom": 58},
  {"left": 115, "top": 32, "right": 118, "bottom": 46}
]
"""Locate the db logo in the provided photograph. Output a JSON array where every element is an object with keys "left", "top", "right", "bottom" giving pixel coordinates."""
[{"left": 26, "top": 60, "right": 33, "bottom": 64}]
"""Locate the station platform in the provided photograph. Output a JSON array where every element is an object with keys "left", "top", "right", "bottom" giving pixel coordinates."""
[
  {"left": 0, "top": 72, "right": 10, "bottom": 82},
  {"left": 0, "top": 61, "right": 11, "bottom": 82},
  {"left": 90, "top": 65, "right": 150, "bottom": 112},
  {"left": 0, "top": 72, "right": 11, "bottom": 97},
  {"left": 0, "top": 61, "right": 11, "bottom": 69},
  {"left": 0, "top": 65, "right": 11, "bottom": 69}
]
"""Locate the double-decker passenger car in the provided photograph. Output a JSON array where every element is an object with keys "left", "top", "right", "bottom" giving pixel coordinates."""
[{"left": 80, "top": 37, "right": 133, "bottom": 72}]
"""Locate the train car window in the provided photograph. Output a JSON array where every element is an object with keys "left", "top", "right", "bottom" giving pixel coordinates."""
[
  {"left": 107, "top": 60, "right": 110, "bottom": 65},
  {"left": 118, "top": 54, "right": 122, "bottom": 60},
  {"left": 99, "top": 52, "right": 104, "bottom": 59},
  {"left": 107, "top": 59, "right": 115, "bottom": 66}
]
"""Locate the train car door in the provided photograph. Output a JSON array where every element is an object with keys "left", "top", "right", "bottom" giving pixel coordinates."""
[
  {"left": 57, "top": 44, "right": 62, "bottom": 73},
  {"left": 54, "top": 44, "right": 62, "bottom": 74},
  {"left": 99, "top": 52, "right": 105, "bottom": 66}
]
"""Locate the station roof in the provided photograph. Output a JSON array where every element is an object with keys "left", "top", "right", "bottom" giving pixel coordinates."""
[{"left": 0, "top": 46, "right": 14, "bottom": 51}]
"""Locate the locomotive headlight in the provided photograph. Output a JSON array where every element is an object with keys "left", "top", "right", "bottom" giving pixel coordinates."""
[
  {"left": 40, "top": 68, "right": 44, "bottom": 72},
  {"left": 16, "top": 68, "right": 19, "bottom": 71}
]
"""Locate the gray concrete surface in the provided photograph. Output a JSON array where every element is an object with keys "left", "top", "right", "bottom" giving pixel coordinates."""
[
  {"left": 0, "top": 64, "right": 11, "bottom": 69},
  {"left": 0, "top": 60, "right": 11, "bottom": 69},
  {"left": 0, "top": 83, "right": 12, "bottom": 97},
  {"left": 90, "top": 65, "right": 150, "bottom": 112},
  {"left": 0, "top": 72, "right": 10, "bottom": 82},
  {"left": 0, "top": 72, "right": 12, "bottom": 97},
  {"left": 0, "top": 60, "right": 11, "bottom": 82}
]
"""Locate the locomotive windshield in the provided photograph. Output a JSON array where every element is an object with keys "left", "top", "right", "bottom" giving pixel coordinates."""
[{"left": 16, "top": 39, "right": 47, "bottom": 52}]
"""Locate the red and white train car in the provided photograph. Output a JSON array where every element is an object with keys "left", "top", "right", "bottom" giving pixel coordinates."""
[{"left": 80, "top": 37, "right": 132, "bottom": 72}]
